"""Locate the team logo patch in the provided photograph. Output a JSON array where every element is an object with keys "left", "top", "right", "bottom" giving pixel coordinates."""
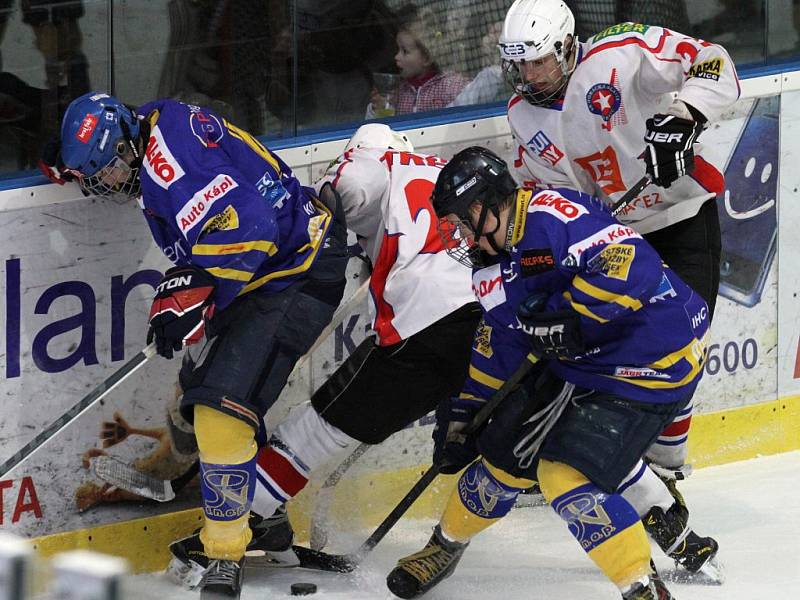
[
  {"left": 473, "top": 321, "right": 493, "bottom": 359},
  {"left": 688, "top": 58, "right": 725, "bottom": 81},
  {"left": 190, "top": 110, "right": 225, "bottom": 147},
  {"left": 586, "top": 69, "right": 627, "bottom": 131},
  {"left": 586, "top": 244, "right": 636, "bottom": 281},
  {"left": 528, "top": 131, "right": 564, "bottom": 167},
  {"left": 648, "top": 272, "right": 677, "bottom": 304},
  {"left": 76, "top": 114, "right": 98, "bottom": 143},
  {"left": 520, "top": 249, "right": 555, "bottom": 276},
  {"left": 177, "top": 173, "right": 238, "bottom": 232},
  {"left": 201, "top": 204, "right": 240, "bottom": 235}
]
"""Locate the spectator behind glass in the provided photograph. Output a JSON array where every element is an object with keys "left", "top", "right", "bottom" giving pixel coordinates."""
[
  {"left": 368, "top": 4, "right": 469, "bottom": 116},
  {"left": 450, "top": 20, "right": 506, "bottom": 107}
]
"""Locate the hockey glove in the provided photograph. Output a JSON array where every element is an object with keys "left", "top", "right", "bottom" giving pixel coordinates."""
[
  {"left": 433, "top": 396, "right": 484, "bottom": 474},
  {"left": 147, "top": 265, "right": 216, "bottom": 359},
  {"left": 643, "top": 114, "right": 704, "bottom": 188},
  {"left": 38, "top": 137, "right": 76, "bottom": 185},
  {"left": 517, "top": 309, "right": 584, "bottom": 358}
]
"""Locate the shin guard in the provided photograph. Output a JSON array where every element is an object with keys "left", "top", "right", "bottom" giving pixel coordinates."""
[
  {"left": 195, "top": 405, "right": 257, "bottom": 560},
  {"left": 440, "top": 459, "right": 533, "bottom": 543},
  {"left": 538, "top": 459, "right": 651, "bottom": 590}
]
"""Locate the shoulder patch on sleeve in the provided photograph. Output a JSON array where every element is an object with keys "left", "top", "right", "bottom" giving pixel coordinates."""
[
  {"left": 688, "top": 58, "right": 725, "bottom": 81},
  {"left": 520, "top": 248, "right": 555, "bottom": 276},
  {"left": 586, "top": 243, "right": 636, "bottom": 280},
  {"left": 201, "top": 204, "right": 240, "bottom": 235}
]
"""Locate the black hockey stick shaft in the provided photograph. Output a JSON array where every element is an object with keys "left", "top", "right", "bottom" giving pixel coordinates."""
[
  {"left": 349, "top": 352, "right": 540, "bottom": 563},
  {"left": 610, "top": 175, "right": 651, "bottom": 218},
  {"left": 0, "top": 343, "right": 157, "bottom": 479}
]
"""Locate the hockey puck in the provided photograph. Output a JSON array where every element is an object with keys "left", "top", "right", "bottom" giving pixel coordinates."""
[{"left": 290, "top": 582, "right": 317, "bottom": 596}]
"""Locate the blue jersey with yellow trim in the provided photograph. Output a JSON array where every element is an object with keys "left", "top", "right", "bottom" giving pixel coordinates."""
[
  {"left": 466, "top": 187, "right": 709, "bottom": 405},
  {"left": 136, "top": 99, "right": 331, "bottom": 310}
]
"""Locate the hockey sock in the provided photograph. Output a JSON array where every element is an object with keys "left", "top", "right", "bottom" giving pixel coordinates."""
[
  {"left": 195, "top": 404, "right": 257, "bottom": 560},
  {"left": 252, "top": 401, "right": 356, "bottom": 518},
  {"left": 440, "top": 459, "right": 534, "bottom": 543},
  {"left": 538, "top": 459, "right": 651, "bottom": 590},
  {"left": 617, "top": 459, "right": 674, "bottom": 517}
]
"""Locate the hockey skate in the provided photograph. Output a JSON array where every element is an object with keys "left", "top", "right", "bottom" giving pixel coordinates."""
[
  {"left": 386, "top": 526, "right": 468, "bottom": 599},
  {"left": 622, "top": 575, "right": 674, "bottom": 600},
  {"left": 644, "top": 503, "right": 724, "bottom": 583},
  {"left": 167, "top": 506, "right": 297, "bottom": 589},
  {"left": 199, "top": 559, "right": 243, "bottom": 599}
]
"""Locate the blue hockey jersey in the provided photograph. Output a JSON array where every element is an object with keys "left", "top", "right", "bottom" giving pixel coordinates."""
[
  {"left": 465, "top": 188, "right": 709, "bottom": 405},
  {"left": 135, "top": 99, "right": 332, "bottom": 310}
]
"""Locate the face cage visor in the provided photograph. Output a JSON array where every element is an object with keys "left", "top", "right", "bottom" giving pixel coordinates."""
[
  {"left": 502, "top": 42, "right": 575, "bottom": 107},
  {"left": 77, "top": 152, "right": 141, "bottom": 204},
  {"left": 437, "top": 205, "right": 500, "bottom": 269}
]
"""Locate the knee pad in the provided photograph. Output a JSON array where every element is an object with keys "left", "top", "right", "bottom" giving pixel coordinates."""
[{"left": 195, "top": 404, "right": 256, "bottom": 464}]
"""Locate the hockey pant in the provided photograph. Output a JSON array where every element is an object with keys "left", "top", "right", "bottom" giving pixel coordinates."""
[{"left": 251, "top": 303, "right": 480, "bottom": 519}]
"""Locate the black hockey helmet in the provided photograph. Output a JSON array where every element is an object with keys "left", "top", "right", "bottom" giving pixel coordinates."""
[
  {"left": 432, "top": 146, "right": 517, "bottom": 267},
  {"left": 432, "top": 146, "right": 517, "bottom": 219}
]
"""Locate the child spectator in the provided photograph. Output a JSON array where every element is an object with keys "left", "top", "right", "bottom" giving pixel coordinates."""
[{"left": 368, "top": 5, "right": 469, "bottom": 116}]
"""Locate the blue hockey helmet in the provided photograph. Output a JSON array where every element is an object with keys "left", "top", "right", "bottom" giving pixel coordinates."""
[{"left": 60, "top": 92, "right": 143, "bottom": 201}]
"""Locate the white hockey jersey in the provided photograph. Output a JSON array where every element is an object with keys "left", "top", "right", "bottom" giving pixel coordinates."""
[
  {"left": 316, "top": 147, "right": 475, "bottom": 346},
  {"left": 508, "top": 23, "right": 740, "bottom": 234}
]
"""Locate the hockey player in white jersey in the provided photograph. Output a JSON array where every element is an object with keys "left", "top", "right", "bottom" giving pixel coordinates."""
[
  {"left": 167, "top": 124, "right": 482, "bottom": 586},
  {"left": 497, "top": 0, "right": 735, "bottom": 577}
]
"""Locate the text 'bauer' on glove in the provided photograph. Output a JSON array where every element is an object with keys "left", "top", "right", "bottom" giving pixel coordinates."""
[
  {"left": 643, "top": 111, "right": 704, "bottom": 188},
  {"left": 516, "top": 307, "right": 585, "bottom": 359},
  {"left": 147, "top": 265, "right": 216, "bottom": 359}
]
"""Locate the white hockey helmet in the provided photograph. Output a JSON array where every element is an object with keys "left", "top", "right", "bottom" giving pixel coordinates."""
[
  {"left": 498, "top": 0, "right": 577, "bottom": 106},
  {"left": 344, "top": 123, "right": 414, "bottom": 153}
]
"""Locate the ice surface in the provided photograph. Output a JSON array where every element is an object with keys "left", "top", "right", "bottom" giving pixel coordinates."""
[{"left": 124, "top": 451, "right": 800, "bottom": 599}]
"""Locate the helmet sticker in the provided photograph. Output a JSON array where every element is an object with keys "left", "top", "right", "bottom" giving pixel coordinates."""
[{"left": 76, "top": 114, "right": 98, "bottom": 143}]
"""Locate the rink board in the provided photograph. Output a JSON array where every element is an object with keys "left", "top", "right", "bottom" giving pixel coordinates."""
[{"left": 1, "top": 72, "right": 799, "bottom": 570}]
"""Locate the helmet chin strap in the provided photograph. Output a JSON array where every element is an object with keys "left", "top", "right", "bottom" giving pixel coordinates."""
[{"left": 472, "top": 203, "right": 505, "bottom": 255}]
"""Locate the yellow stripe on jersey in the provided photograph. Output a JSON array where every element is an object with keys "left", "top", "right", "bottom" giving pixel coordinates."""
[
  {"left": 468, "top": 365, "right": 504, "bottom": 390},
  {"left": 605, "top": 336, "right": 707, "bottom": 389},
  {"left": 508, "top": 189, "right": 533, "bottom": 247},
  {"left": 239, "top": 196, "right": 332, "bottom": 295},
  {"left": 193, "top": 240, "right": 278, "bottom": 257},
  {"left": 572, "top": 276, "right": 644, "bottom": 312},
  {"left": 458, "top": 392, "right": 485, "bottom": 401},
  {"left": 205, "top": 266, "right": 255, "bottom": 282},
  {"left": 563, "top": 291, "right": 610, "bottom": 323},
  {"left": 224, "top": 120, "right": 282, "bottom": 176}
]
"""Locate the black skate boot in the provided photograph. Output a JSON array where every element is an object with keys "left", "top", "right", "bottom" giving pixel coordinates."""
[
  {"left": 386, "top": 526, "right": 468, "bottom": 599},
  {"left": 168, "top": 506, "right": 296, "bottom": 588},
  {"left": 199, "top": 558, "right": 243, "bottom": 599},
  {"left": 622, "top": 576, "right": 674, "bottom": 600},
  {"left": 643, "top": 503, "right": 723, "bottom": 582}
]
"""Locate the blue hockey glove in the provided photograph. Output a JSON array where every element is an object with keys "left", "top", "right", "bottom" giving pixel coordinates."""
[{"left": 433, "top": 396, "right": 485, "bottom": 474}]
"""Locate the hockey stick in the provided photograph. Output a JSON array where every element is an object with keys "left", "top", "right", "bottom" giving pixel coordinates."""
[
  {"left": 0, "top": 343, "right": 158, "bottom": 480},
  {"left": 301, "top": 351, "right": 542, "bottom": 573},
  {"left": 309, "top": 442, "right": 371, "bottom": 550},
  {"left": 610, "top": 175, "right": 651, "bottom": 218},
  {"left": 92, "top": 279, "right": 371, "bottom": 501}
]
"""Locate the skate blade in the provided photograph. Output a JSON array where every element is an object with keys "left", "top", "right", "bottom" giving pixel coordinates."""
[
  {"left": 166, "top": 556, "right": 206, "bottom": 589},
  {"left": 663, "top": 555, "right": 725, "bottom": 586},
  {"left": 245, "top": 548, "right": 301, "bottom": 568}
]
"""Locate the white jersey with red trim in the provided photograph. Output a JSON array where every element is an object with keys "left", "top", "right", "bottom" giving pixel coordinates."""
[
  {"left": 508, "top": 23, "right": 740, "bottom": 234},
  {"left": 316, "top": 147, "right": 475, "bottom": 346}
]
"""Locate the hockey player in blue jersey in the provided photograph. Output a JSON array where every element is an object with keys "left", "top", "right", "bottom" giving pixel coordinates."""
[
  {"left": 46, "top": 92, "right": 348, "bottom": 598},
  {"left": 386, "top": 147, "right": 710, "bottom": 600}
]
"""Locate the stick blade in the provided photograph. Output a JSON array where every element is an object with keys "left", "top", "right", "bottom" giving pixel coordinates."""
[{"left": 92, "top": 455, "right": 176, "bottom": 502}]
